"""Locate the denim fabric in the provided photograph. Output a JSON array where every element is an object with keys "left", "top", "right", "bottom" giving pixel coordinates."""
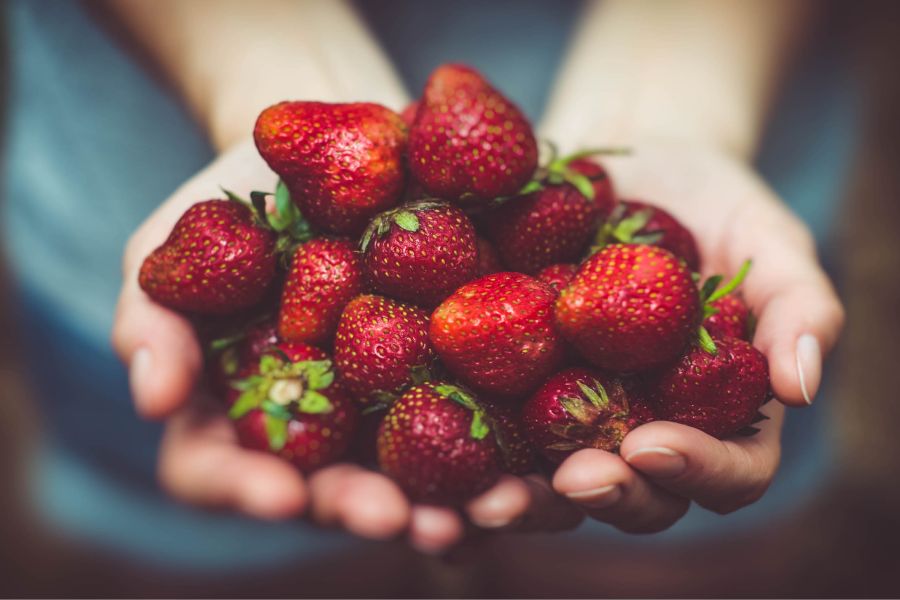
[{"left": 1, "top": 0, "right": 856, "bottom": 570}]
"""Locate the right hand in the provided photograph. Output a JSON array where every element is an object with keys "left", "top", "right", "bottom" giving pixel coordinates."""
[{"left": 112, "top": 139, "right": 583, "bottom": 553}]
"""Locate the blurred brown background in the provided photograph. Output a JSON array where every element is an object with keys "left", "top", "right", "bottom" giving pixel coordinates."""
[{"left": 2, "top": 0, "right": 900, "bottom": 597}]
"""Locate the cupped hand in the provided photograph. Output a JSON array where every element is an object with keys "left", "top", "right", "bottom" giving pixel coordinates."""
[
  {"left": 550, "top": 140, "right": 845, "bottom": 531},
  {"left": 111, "top": 140, "right": 582, "bottom": 554}
]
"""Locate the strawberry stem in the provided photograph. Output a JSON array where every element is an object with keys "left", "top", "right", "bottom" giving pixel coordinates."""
[{"left": 707, "top": 260, "right": 752, "bottom": 304}]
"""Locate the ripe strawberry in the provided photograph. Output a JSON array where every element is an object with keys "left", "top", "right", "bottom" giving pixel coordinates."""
[
  {"left": 566, "top": 158, "right": 617, "bottom": 218},
  {"left": 254, "top": 102, "right": 407, "bottom": 235},
  {"left": 408, "top": 64, "right": 538, "bottom": 205},
  {"left": 591, "top": 200, "right": 700, "bottom": 271},
  {"left": 279, "top": 238, "right": 364, "bottom": 346},
  {"left": 333, "top": 294, "right": 435, "bottom": 404},
  {"left": 536, "top": 263, "right": 578, "bottom": 294},
  {"left": 400, "top": 101, "right": 419, "bottom": 127},
  {"left": 522, "top": 368, "right": 647, "bottom": 463},
  {"left": 645, "top": 336, "right": 770, "bottom": 438},
  {"left": 430, "top": 272, "right": 564, "bottom": 398},
  {"left": 361, "top": 201, "right": 478, "bottom": 307},
  {"left": 139, "top": 199, "right": 278, "bottom": 314},
  {"left": 482, "top": 401, "right": 536, "bottom": 475},
  {"left": 228, "top": 352, "right": 357, "bottom": 472},
  {"left": 475, "top": 236, "right": 504, "bottom": 276},
  {"left": 704, "top": 294, "right": 752, "bottom": 341},
  {"left": 377, "top": 382, "right": 501, "bottom": 504},
  {"left": 555, "top": 244, "right": 700, "bottom": 373}
]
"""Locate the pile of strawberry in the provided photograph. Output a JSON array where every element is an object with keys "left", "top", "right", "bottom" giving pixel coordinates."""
[{"left": 139, "top": 64, "right": 770, "bottom": 505}]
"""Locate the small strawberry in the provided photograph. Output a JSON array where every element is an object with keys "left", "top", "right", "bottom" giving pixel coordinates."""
[
  {"left": 400, "top": 101, "right": 419, "bottom": 127},
  {"left": 475, "top": 236, "right": 504, "bottom": 276},
  {"left": 645, "top": 335, "right": 770, "bottom": 438},
  {"left": 431, "top": 272, "right": 564, "bottom": 398},
  {"left": 254, "top": 101, "right": 407, "bottom": 235},
  {"left": 228, "top": 352, "right": 357, "bottom": 472},
  {"left": 482, "top": 401, "right": 536, "bottom": 475},
  {"left": 555, "top": 244, "right": 700, "bottom": 373},
  {"left": 522, "top": 368, "right": 648, "bottom": 463},
  {"left": 361, "top": 200, "right": 478, "bottom": 307},
  {"left": 591, "top": 200, "right": 700, "bottom": 272},
  {"left": 278, "top": 238, "right": 364, "bottom": 346},
  {"left": 408, "top": 64, "right": 538, "bottom": 205},
  {"left": 704, "top": 294, "right": 752, "bottom": 341},
  {"left": 536, "top": 263, "right": 578, "bottom": 295},
  {"left": 333, "top": 294, "right": 435, "bottom": 404},
  {"left": 139, "top": 199, "right": 278, "bottom": 314},
  {"left": 377, "top": 382, "right": 501, "bottom": 504}
]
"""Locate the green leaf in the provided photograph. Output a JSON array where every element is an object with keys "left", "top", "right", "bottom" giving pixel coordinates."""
[
  {"left": 393, "top": 211, "right": 420, "bottom": 232},
  {"left": 220, "top": 347, "right": 240, "bottom": 377},
  {"left": 221, "top": 187, "right": 249, "bottom": 207},
  {"left": 564, "top": 172, "right": 596, "bottom": 200},
  {"left": 706, "top": 260, "right": 752, "bottom": 304},
  {"left": 209, "top": 332, "right": 245, "bottom": 353},
  {"left": 612, "top": 209, "right": 654, "bottom": 242},
  {"left": 261, "top": 398, "right": 293, "bottom": 421},
  {"left": 518, "top": 180, "right": 544, "bottom": 195},
  {"left": 469, "top": 410, "right": 490, "bottom": 440},
  {"left": 699, "top": 275, "right": 723, "bottom": 303},
  {"left": 229, "top": 388, "right": 263, "bottom": 420},
  {"left": 361, "top": 402, "right": 391, "bottom": 416},
  {"left": 229, "top": 375, "right": 263, "bottom": 392},
  {"left": 546, "top": 441, "right": 580, "bottom": 452},
  {"left": 577, "top": 380, "right": 608, "bottom": 410},
  {"left": 436, "top": 384, "right": 477, "bottom": 411},
  {"left": 275, "top": 180, "right": 291, "bottom": 218},
  {"left": 629, "top": 232, "right": 664, "bottom": 245},
  {"left": 298, "top": 390, "right": 333, "bottom": 414},
  {"left": 258, "top": 354, "right": 282, "bottom": 375},
  {"left": 306, "top": 367, "right": 334, "bottom": 391},
  {"left": 559, "top": 396, "right": 590, "bottom": 423},
  {"left": 359, "top": 225, "right": 376, "bottom": 252},
  {"left": 410, "top": 364, "right": 433, "bottom": 386},
  {"left": 698, "top": 326, "right": 718, "bottom": 356},
  {"left": 264, "top": 413, "right": 289, "bottom": 451}
]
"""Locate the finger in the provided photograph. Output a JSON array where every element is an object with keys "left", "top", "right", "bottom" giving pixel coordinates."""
[
  {"left": 553, "top": 449, "right": 690, "bottom": 534},
  {"left": 158, "top": 404, "right": 307, "bottom": 519},
  {"left": 111, "top": 279, "right": 202, "bottom": 419},
  {"left": 620, "top": 404, "right": 784, "bottom": 514},
  {"left": 408, "top": 506, "right": 465, "bottom": 555},
  {"left": 719, "top": 200, "right": 845, "bottom": 406},
  {"left": 309, "top": 466, "right": 411, "bottom": 540},
  {"left": 464, "top": 475, "right": 583, "bottom": 532}
]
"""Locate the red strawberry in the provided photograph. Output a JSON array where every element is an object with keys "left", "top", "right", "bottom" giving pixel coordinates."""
[
  {"left": 278, "top": 238, "right": 364, "bottom": 346},
  {"left": 522, "top": 368, "right": 647, "bottom": 463},
  {"left": 482, "top": 401, "right": 536, "bottom": 475},
  {"left": 254, "top": 102, "right": 407, "bottom": 235},
  {"left": 333, "top": 294, "right": 435, "bottom": 404},
  {"left": 645, "top": 336, "right": 770, "bottom": 438},
  {"left": 400, "top": 101, "right": 419, "bottom": 127},
  {"left": 361, "top": 201, "right": 478, "bottom": 307},
  {"left": 139, "top": 199, "right": 277, "bottom": 314},
  {"left": 536, "top": 263, "right": 578, "bottom": 294},
  {"left": 555, "top": 244, "right": 700, "bottom": 373},
  {"left": 408, "top": 64, "right": 538, "bottom": 205},
  {"left": 377, "top": 382, "right": 501, "bottom": 504},
  {"left": 475, "top": 236, "right": 504, "bottom": 276},
  {"left": 704, "top": 294, "right": 752, "bottom": 341},
  {"left": 592, "top": 199, "right": 700, "bottom": 271},
  {"left": 228, "top": 352, "right": 357, "bottom": 472},
  {"left": 567, "top": 158, "right": 617, "bottom": 218},
  {"left": 430, "top": 272, "right": 564, "bottom": 397}
]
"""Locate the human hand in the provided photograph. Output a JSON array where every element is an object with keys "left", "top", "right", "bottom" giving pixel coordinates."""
[
  {"left": 111, "top": 139, "right": 582, "bottom": 553},
  {"left": 548, "top": 140, "right": 844, "bottom": 531}
]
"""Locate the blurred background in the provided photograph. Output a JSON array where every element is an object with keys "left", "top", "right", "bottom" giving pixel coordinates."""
[{"left": 2, "top": 0, "right": 900, "bottom": 597}]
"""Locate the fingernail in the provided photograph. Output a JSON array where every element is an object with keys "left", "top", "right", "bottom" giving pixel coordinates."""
[
  {"left": 129, "top": 347, "right": 153, "bottom": 415},
  {"left": 624, "top": 447, "right": 686, "bottom": 478},
  {"left": 796, "top": 333, "right": 821, "bottom": 405},
  {"left": 471, "top": 515, "right": 513, "bottom": 529},
  {"left": 565, "top": 484, "right": 621, "bottom": 509}
]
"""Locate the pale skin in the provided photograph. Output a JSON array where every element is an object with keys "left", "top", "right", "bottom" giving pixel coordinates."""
[{"left": 109, "top": 0, "right": 844, "bottom": 552}]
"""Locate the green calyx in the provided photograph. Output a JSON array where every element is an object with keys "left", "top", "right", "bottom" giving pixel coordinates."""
[
  {"left": 696, "top": 259, "right": 753, "bottom": 356},
  {"left": 518, "top": 142, "right": 630, "bottom": 200},
  {"left": 227, "top": 354, "right": 336, "bottom": 451},
  {"left": 559, "top": 378, "right": 622, "bottom": 425},
  {"left": 589, "top": 203, "right": 664, "bottom": 256},
  {"left": 359, "top": 199, "right": 446, "bottom": 253},
  {"left": 223, "top": 180, "right": 314, "bottom": 258},
  {"left": 434, "top": 383, "right": 491, "bottom": 441}
]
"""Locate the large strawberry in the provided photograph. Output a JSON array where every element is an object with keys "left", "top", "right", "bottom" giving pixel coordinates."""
[
  {"left": 555, "top": 244, "right": 700, "bottom": 373},
  {"left": 139, "top": 199, "right": 278, "bottom": 314},
  {"left": 522, "top": 368, "right": 647, "bottom": 463},
  {"left": 228, "top": 352, "right": 357, "bottom": 472},
  {"left": 591, "top": 199, "right": 701, "bottom": 271},
  {"left": 361, "top": 200, "right": 478, "bottom": 307},
  {"left": 254, "top": 101, "right": 407, "bottom": 235},
  {"left": 377, "top": 382, "right": 501, "bottom": 504},
  {"left": 645, "top": 335, "right": 770, "bottom": 438},
  {"left": 333, "top": 294, "right": 435, "bottom": 404},
  {"left": 430, "top": 272, "right": 564, "bottom": 398},
  {"left": 279, "top": 238, "right": 364, "bottom": 346},
  {"left": 408, "top": 64, "right": 538, "bottom": 205}
]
